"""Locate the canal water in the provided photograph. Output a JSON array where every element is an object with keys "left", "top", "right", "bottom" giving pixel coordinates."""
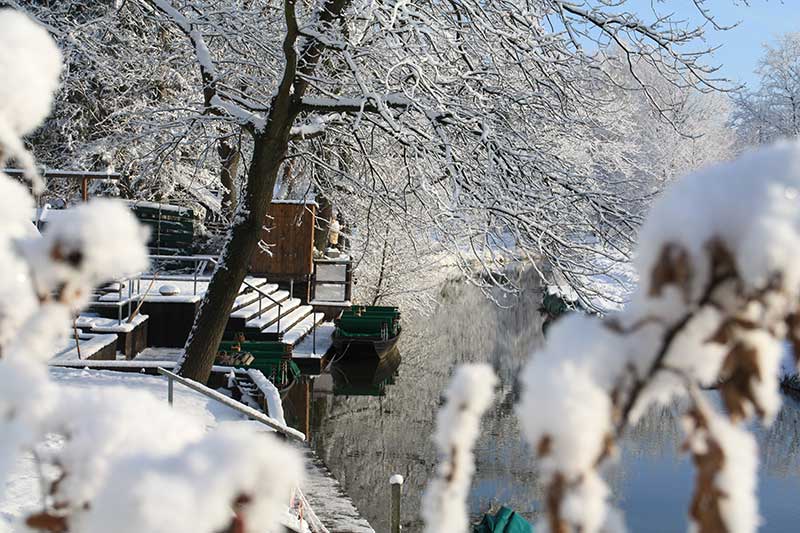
[{"left": 305, "top": 280, "right": 800, "bottom": 532}]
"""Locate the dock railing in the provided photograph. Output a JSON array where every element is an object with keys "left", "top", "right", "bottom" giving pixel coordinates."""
[
  {"left": 156, "top": 368, "right": 334, "bottom": 533},
  {"left": 147, "top": 255, "right": 284, "bottom": 334},
  {"left": 157, "top": 367, "right": 305, "bottom": 442},
  {"left": 90, "top": 271, "right": 143, "bottom": 324}
]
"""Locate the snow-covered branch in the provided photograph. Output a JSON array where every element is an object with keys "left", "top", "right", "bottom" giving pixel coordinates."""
[
  {"left": 422, "top": 364, "right": 497, "bottom": 533},
  {"left": 143, "top": 0, "right": 267, "bottom": 130},
  {"left": 518, "top": 141, "right": 800, "bottom": 532}
]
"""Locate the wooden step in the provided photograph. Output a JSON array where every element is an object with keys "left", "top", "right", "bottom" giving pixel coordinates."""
[
  {"left": 244, "top": 298, "right": 302, "bottom": 331},
  {"left": 282, "top": 312, "right": 326, "bottom": 347},
  {"left": 262, "top": 305, "right": 313, "bottom": 335},
  {"left": 242, "top": 276, "right": 269, "bottom": 287},
  {"left": 229, "top": 290, "right": 289, "bottom": 328},
  {"left": 231, "top": 282, "right": 279, "bottom": 312}
]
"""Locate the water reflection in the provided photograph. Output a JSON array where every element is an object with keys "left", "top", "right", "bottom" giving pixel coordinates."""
[
  {"left": 299, "top": 280, "right": 800, "bottom": 532},
  {"left": 329, "top": 349, "right": 402, "bottom": 397}
]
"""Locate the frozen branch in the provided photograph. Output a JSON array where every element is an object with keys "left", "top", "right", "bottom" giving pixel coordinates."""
[
  {"left": 143, "top": 0, "right": 267, "bottom": 130},
  {"left": 422, "top": 364, "right": 497, "bottom": 533}
]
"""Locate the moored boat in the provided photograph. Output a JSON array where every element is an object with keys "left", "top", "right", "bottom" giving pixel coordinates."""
[{"left": 332, "top": 305, "right": 401, "bottom": 359}]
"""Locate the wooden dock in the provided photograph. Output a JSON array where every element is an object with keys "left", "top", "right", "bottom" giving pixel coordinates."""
[{"left": 300, "top": 448, "right": 375, "bottom": 533}]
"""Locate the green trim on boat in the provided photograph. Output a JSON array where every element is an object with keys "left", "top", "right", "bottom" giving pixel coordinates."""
[{"left": 473, "top": 507, "right": 532, "bottom": 533}]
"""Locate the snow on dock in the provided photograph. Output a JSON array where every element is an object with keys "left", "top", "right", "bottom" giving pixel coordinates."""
[
  {"left": 292, "top": 321, "right": 335, "bottom": 360},
  {"left": 33, "top": 364, "right": 375, "bottom": 533},
  {"left": 299, "top": 448, "right": 376, "bottom": 533}
]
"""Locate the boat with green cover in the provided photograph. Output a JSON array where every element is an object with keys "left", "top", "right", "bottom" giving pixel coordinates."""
[
  {"left": 216, "top": 340, "right": 301, "bottom": 390},
  {"left": 473, "top": 506, "right": 532, "bottom": 533},
  {"left": 332, "top": 305, "right": 401, "bottom": 359}
]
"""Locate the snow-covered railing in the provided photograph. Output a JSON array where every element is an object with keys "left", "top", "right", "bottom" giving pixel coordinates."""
[
  {"left": 245, "top": 369, "right": 287, "bottom": 426},
  {"left": 90, "top": 272, "right": 143, "bottom": 324},
  {"left": 3, "top": 167, "right": 121, "bottom": 201},
  {"left": 157, "top": 367, "right": 306, "bottom": 442},
  {"left": 147, "top": 254, "right": 285, "bottom": 332}
]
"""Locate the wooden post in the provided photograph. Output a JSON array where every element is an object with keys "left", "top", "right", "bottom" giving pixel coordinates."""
[
  {"left": 390, "top": 474, "right": 403, "bottom": 533},
  {"left": 81, "top": 176, "right": 89, "bottom": 202},
  {"left": 304, "top": 379, "right": 311, "bottom": 438},
  {"left": 168, "top": 376, "right": 174, "bottom": 406}
]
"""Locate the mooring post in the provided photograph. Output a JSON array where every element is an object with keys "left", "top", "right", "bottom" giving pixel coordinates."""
[
  {"left": 390, "top": 474, "right": 403, "bottom": 533},
  {"left": 168, "top": 375, "right": 174, "bottom": 406}
]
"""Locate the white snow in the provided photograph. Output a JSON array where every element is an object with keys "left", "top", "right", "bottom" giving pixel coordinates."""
[
  {"left": 246, "top": 369, "right": 287, "bottom": 426},
  {"left": 86, "top": 313, "right": 148, "bottom": 334},
  {"left": 517, "top": 141, "right": 800, "bottom": 532},
  {"left": 0, "top": 10, "right": 61, "bottom": 192},
  {"left": 422, "top": 364, "right": 496, "bottom": 533},
  {"left": 1, "top": 368, "right": 240, "bottom": 523}
]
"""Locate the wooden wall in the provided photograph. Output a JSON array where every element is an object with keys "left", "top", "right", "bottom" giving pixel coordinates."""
[{"left": 249, "top": 201, "right": 316, "bottom": 279}]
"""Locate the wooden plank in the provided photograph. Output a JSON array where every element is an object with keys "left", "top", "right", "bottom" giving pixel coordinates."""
[{"left": 250, "top": 202, "right": 315, "bottom": 277}]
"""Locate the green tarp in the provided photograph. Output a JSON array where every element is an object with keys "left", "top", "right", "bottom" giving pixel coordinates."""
[{"left": 474, "top": 507, "right": 532, "bottom": 533}]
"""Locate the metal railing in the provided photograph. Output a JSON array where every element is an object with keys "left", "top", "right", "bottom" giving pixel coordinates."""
[
  {"left": 147, "top": 254, "right": 215, "bottom": 295},
  {"left": 241, "top": 277, "right": 283, "bottom": 334},
  {"left": 90, "top": 272, "right": 143, "bottom": 324},
  {"left": 157, "top": 368, "right": 321, "bottom": 532},
  {"left": 158, "top": 367, "right": 305, "bottom": 442},
  {"left": 147, "top": 255, "right": 283, "bottom": 334}
]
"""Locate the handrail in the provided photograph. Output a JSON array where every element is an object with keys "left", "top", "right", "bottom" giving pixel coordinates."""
[
  {"left": 91, "top": 271, "right": 143, "bottom": 324},
  {"left": 241, "top": 277, "right": 282, "bottom": 333},
  {"left": 203, "top": 256, "right": 283, "bottom": 334},
  {"left": 149, "top": 255, "right": 214, "bottom": 295},
  {"left": 148, "top": 255, "right": 283, "bottom": 334},
  {"left": 157, "top": 367, "right": 306, "bottom": 442}
]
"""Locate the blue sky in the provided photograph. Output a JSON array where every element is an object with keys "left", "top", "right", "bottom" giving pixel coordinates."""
[{"left": 624, "top": 0, "right": 800, "bottom": 87}]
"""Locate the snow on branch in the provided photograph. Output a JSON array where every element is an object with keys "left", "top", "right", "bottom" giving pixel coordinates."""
[
  {"left": 0, "top": 9, "right": 61, "bottom": 194},
  {"left": 517, "top": 140, "right": 800, "bottom": 533},
  {"left": 422, "top": 364, "right": 497, "bottom": 533},
  {"left": 143, "top": 0, "right": 267, "bottom": 130},
  {"left": 0, "top": 11, "right": 304, "bottom": 533},
  {"left": 298, "top": 94, "right": 413, "bottom": 115}
]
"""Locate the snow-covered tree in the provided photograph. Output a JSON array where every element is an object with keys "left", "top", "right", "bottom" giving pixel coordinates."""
[
  {"left": 734, "top": 32, "right": 800, "bottom": 147},
  {"left": 8, "top": 0, "right": 743, "bottom": 381},
  {"left": 600, "top": 50, "right": 735, "bottom": 194},
  {"left": 0, "top": 11, "right": 305, "bottom": 533}
]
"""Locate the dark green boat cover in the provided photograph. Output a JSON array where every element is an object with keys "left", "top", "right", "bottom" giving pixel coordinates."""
[{"left": 474, "top": 507, "right": 532, "bottom": 533}]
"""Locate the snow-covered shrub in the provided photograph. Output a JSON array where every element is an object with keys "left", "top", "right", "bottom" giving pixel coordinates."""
[
  {"left": 0, "top": 9, "right": 61, "bottom": 193},
  {"left": 517, "top": 140, "right": 800, "bottom": 533},
  {"left": 0, "top": 10, "right": 303, "bottom": 533},
  {"left": 422, "top": 364, "right": 497, "bottom": 533}
]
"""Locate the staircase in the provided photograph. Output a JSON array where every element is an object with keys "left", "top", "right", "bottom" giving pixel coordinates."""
[{"left": 225, "top": 279, "right": 325, "bottom": 350}]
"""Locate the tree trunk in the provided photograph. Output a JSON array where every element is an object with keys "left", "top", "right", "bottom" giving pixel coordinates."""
[
  {"left": 313, "top": 193, "right": 332, "bottom": 252},
  {"left": 178, "top": 0, "right": 351, "bottom": 384},
  {"left": 179, "top": 129, "right": 292, "bottom": 383},
  {"left": 218, "top": 137, "right": 241, "bottom": 220}
]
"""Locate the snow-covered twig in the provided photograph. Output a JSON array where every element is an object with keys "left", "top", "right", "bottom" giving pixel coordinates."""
[{"left": 422, "top": 364, "right": 497, "bottom": 533}]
